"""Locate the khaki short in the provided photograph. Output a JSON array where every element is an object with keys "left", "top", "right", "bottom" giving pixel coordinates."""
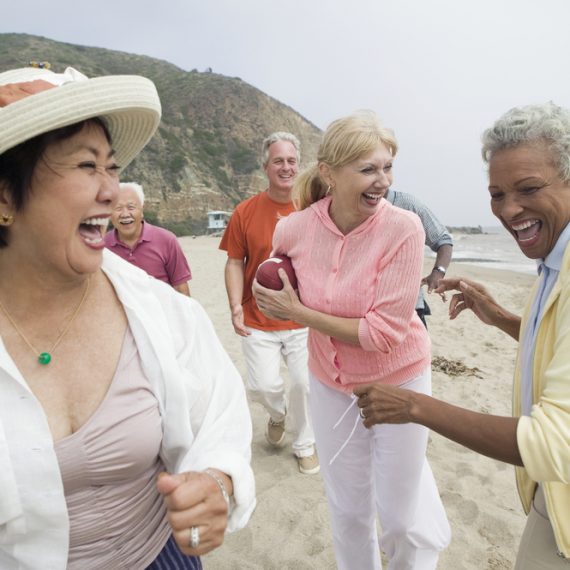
[{"left": 515, "top": 485, "right": 569, "bottom": 569}]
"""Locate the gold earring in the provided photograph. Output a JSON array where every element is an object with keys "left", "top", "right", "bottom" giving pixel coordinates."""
[{"left": 0, "top": 213, "right": 14, "bottom": 226}]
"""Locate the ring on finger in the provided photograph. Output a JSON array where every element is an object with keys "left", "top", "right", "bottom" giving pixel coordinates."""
[
  {"left": 359, "top": 408, "right": 366, "bottom": 419},
  {"left": 189, "top": 526, "right": 200, "bottom": 549}
]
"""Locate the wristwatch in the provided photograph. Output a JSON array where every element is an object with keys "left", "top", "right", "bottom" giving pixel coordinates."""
[{"left": 433, "top": 266, "right": 446, "bottom": 275}]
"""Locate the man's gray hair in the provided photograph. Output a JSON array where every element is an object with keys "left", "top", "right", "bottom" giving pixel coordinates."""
[
  {"left": 481, "top": 102, "right": 570, "bottom": 183},
  {"left": 119, "top": 181, "right": 145, "bottom": 206},
  {"left": 261, "top": 131, "right": 301, "bottom": 166}
]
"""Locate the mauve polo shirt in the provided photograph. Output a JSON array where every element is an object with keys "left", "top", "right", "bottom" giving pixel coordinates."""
[{"left": 104, "top": 221, "right": 191, "bottom": 286}]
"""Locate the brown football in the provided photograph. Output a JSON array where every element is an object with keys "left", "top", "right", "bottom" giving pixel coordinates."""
[{"left": 256, "top": 254, "right": 298, "bottom": 290}]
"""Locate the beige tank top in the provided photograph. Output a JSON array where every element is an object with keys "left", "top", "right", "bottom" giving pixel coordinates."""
[{"left": 55, "top": 328, "right": 171, "bottom": 569}]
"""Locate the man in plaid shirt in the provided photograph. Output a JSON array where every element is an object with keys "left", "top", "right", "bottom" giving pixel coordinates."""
[{"left": 384, "top": 188, "right": 453, "bottom": 327}]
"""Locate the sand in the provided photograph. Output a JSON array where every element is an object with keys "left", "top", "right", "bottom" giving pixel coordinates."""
[{"left": 180, "top": 235, "right": 536, "bottom": 570}]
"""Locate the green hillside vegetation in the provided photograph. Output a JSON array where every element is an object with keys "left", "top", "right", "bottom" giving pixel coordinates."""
[{"left": 0, "top": 33, "right": 321, "bottom": 234}]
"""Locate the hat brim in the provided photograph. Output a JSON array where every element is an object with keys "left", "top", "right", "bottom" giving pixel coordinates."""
[{"left": 0, "top": 74, "right": 161, "bottom": 169}]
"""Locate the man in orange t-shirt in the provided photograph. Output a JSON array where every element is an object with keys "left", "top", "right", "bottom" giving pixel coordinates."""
[{"left": 219, "top": 132, "right": 318, "bottom": 475}]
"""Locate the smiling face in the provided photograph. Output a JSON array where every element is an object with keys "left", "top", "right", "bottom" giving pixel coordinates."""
[
  {"left": 111, "top": 187, "right": 144, "bottom": 244},
  {"left": 1, "top": 122, "right": 119, "bottom": 278},
  {"left": 325, "top": 143, "right": 394, "bottom": 233},
  {"left": 488, "top": 143, "right": 570, "bottom": 259},
  {"left": 264, "top": 140, "right": 299, "bottom": 201}
]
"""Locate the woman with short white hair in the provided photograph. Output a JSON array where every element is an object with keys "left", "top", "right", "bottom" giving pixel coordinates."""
[{"left": 356, "top": 102, "right": 570, "bottom": 568}]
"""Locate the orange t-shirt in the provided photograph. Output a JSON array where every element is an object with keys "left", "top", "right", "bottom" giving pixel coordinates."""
[{"left": 219, "top": 191, "right": 303, "bottom": 331}]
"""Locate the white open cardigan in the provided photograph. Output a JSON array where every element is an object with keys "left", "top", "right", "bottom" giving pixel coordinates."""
[{"left": 0, "top": 250, "right": 255, "bottom": 569}]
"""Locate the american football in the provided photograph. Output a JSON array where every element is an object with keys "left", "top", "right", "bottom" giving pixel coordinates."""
[{"left": 255, "top": 254, "right": 298, "bottom": 290}]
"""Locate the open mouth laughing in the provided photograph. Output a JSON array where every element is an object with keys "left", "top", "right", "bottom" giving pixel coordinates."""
[
  {"left": 511, "top": 219, "right": 541, "bottom": 243},
  {"left": 78, "top": 216, "right": 108, "bottom": 247},
  {"left": 362, "top": 191, "right": 383, "bottom": 205}
]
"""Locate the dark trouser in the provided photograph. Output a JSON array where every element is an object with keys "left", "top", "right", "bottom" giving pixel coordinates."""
[
  {"left": 416, "top": 300, "right": 431, "bottom": 329},
  {"left": 146, "top": 535, "right": 202, "bottom": 570}
]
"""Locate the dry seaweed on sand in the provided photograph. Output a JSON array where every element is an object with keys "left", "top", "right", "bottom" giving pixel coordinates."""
[{"left": 432, "top": 355, "right": 483, "bottom": 378}]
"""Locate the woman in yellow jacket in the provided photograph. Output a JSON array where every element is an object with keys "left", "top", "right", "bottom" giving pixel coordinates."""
[{"left": 353, "top": 101, "right": 570, "bottom": 569}]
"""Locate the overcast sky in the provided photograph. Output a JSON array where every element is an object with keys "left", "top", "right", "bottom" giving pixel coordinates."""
[{"left": 3, "top": 0, "right": 570, "bottom": 225}]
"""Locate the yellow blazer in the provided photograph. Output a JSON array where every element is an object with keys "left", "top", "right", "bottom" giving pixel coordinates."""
[{"left": 514, "top": 243, "right": 570, "bottom": 558}]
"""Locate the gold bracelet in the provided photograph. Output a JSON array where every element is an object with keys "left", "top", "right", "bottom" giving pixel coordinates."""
[{"left": 203, "top": 469, "right": 232, "bottom": 513}]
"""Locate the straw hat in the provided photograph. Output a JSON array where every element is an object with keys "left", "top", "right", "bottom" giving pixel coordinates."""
[{"left": 0, "top": 66, "right": 161, "bottom": 168}]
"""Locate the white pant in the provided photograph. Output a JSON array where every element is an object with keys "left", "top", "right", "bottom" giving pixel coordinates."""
[
  {"left": 242, "top": 327, "right": 315, "bottom": 457},
  {"left": 309, "top": 369, "right": 451, "bottom": 570}
]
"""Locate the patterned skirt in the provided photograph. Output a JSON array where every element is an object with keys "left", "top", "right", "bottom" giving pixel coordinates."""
[{"left": 146, "top": 535, "right": 202, "bottom": 570}]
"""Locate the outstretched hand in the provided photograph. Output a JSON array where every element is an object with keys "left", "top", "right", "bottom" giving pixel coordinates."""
[
  {"left": 252, "top": 269, "right": 303, "bottom": 321},
  {"left": 421, "top": 269, "right": 445, "bottom": 295},
  {"left": 435, "top": 277, "right": 500, "bottom": 324},
  {"left": 436, "top": 277, "right": 522, "bottom": 340}
]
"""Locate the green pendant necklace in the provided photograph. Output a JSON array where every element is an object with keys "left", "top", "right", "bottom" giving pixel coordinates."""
[{"left": 0, "top": 277, "right": 90, "bottom": 365}]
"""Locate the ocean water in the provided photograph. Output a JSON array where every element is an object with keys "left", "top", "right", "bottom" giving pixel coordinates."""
[{"left": 425, "top": 226, "right": 537, "bottom": 275}]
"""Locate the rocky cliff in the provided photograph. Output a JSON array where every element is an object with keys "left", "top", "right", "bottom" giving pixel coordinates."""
[{"left": 0, "top": 33, "right": 322, "bottom": 233}]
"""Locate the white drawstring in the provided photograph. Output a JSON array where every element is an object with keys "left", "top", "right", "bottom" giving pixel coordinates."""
[
  {"left": 329, "top": 395, "right": 362, "bottom": 466},
  {"left": 332, "top": 394, "right": 358, "bottom": 429}
]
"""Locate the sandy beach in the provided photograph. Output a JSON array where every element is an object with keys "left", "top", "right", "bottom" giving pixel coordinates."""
[{"left": 180, "top": 235, "right": 535, "bottom": 570}]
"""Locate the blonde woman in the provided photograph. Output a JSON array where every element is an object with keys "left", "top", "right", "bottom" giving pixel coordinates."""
[{"left": 253, "top": 111, "right": 450, "bottom": 569}]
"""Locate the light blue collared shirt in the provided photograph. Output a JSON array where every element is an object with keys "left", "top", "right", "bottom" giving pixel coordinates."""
[{"left": 520, "top": 222, "right": 570, "bottom": 415}]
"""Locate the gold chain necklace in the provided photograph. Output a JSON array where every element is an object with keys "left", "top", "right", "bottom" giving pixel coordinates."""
[{"left": 0, "top": 277, "right": 91, "bottom": 365}]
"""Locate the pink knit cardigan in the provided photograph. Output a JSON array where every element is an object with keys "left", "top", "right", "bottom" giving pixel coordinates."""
[{"left": 273, "top": 196, "right": 431, "bottom": 392}]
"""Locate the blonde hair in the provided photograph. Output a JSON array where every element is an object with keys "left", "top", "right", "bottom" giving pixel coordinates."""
[{"left": 295, "top": 110, "right": 398, "bottom": 210}]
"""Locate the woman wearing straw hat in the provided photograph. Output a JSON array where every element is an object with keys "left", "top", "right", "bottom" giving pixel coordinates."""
[{"left": 0, "top": 66, "right": 255, "bottom": 569}]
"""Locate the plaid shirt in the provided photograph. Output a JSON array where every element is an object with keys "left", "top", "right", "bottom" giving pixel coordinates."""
[
  {"left": 384, "top": 188, "right": 453, "bottom": 252},
  {"left": 385, "top": 188, "right": 453, "bottom": 309}
]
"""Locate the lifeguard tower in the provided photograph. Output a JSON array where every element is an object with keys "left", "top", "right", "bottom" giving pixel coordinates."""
[{"left": 207, "top": 211, "right": 232, "bottom": 234}]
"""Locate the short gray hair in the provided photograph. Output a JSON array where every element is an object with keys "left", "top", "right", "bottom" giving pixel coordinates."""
[
  {"left": 481, "top": 102, "right": 570, "bottom": 183},
  {"left": 261, "top": 131, "right": 301, "bottom": 166},
  {"left": 119, "top": 181, "right": 145, "bottom": 206}
]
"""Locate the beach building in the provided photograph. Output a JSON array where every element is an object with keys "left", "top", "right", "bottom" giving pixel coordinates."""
[{"left": 207, "top": 210, "right": 232, "bottom": 233}]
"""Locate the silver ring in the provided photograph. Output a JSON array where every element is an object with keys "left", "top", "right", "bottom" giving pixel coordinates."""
[
  {"left": 359, "top": 408, "right": 365, "bottom": 419},
  {"left": 190, "top": 526, "right": 200, "bottom": 548}
]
